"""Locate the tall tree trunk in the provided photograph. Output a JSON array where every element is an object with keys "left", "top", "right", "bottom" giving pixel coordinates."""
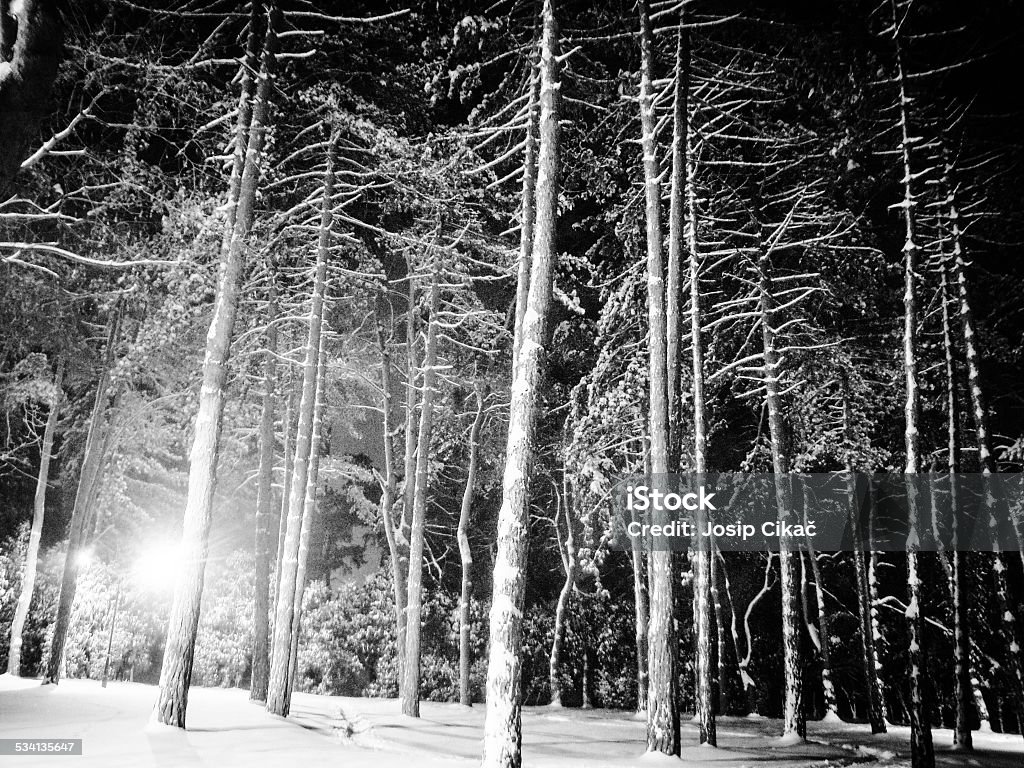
[
  {"left": 481, "top": 1, "right": 559, "bottom": 762},
  {"left": 936, "top": 244, "right": 974, "bottom": 748},
  {"left": 731, "top": 552, "right": 774, "bottom": 713},
  {"left": 45, "top": 313, "right": 120, "bottom": 684},
  {"left": 512, "top": 50, "right": 541, "bottom": 372},
  {"left": 637, "top": 0, "right": 679, "bottom": 754},
  {"left": 665, "top": 17, "right": 690, "bottom": 473},
  {"left": 867, "top": 485, "right": 890, "bottom": 725},
  {"left": 0, "top": 0, "right": 62, "bottom": 198},
  {"left": 756, "top": 247, "right": 804, "bottom": 740},
  {"left": 265, "top": 137, "right": 332, "bottom": 718},
  {"left": 396, "top": 256, "right": 418, "bottom": 685},
  {"left": 549, "top": 473, "right": 577, "bottom": 707},
  {"left": 402, "top": 266, "right": 440, "bottom": 718},
  {"left": 374, "top": 292, "right": 408, "bottom": 697},
  {"left": 222, "top": 0, "right": 263, "bottom": 240},
  {"left": 273, "top": 378, "right": 295, "bottom": 611},
  {"left": 710, "top": 548, "right": 729, "bottom": 717},
  {"left": 684, "top": 52, "right": 715, "bottom": 743},
  {"left": 802, "top": 520, "right": 839, "bottom": 721},
  {"left": 843, "top": 381, "right": 887, "bottom": 733},
  {"left": 246, "top": 9, "right": 275, "bottom": 651},
  {"left": 581, "top": 646, "right": 593, "bottom": 709},
  {"left": 458, "top": 384, "right": 485, "bottom": 706},
  {"left": 630, "top": 492, "right": 650, "bottom": 712},
  {"left": 889, "top": 3, "right": 934, "bottom": 761},
  {"left": 152, "top": 5, "right": 278, "bottom": 727},
  {"left": 250, "top": 273, "right": 278, "bottom": 703},
  {"left": 7, "top": 359, "right": 62, "bottom": 675},
  {"left": 944, "top": 154, "right": 1024, "bottom": 732},
  {"left": 286, "top": 339, "right": 327, "bottom": 701}
]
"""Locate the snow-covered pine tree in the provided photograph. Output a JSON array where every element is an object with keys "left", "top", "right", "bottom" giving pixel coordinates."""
[
  {"left": 841, "top": 377, "right": 887, "bottom": 734},
  {"left": 286, "top": 336, "right": 328, "bottom": 702},
  {"left": 266, "top": 136, "right": 333, "bottom": 719},
  {"left": 402, "top": 263, "right": 441, "bottom": 718},
  {"left": 481, "top": 0, "right": 561, "bottom": 763},
  {"left": 637, "top": 0, "right": 679, "bottom": 754},
  {"left": 755, "top": 235, "right": 804, "bottom": 741},
  {"left": 887, "top": 3, "right": 934, "bottom": 763},
  {"left": 373, "top": 286, "right": 408, "bottom": 692},
  {"left": 152, "top": 1, "right": 279, "bottom": 727},
  {"left": 250, "top": 266, "right": 279, "bottom": 703},
  {"left": 942, "top": 148, "right": 1024, "bottom": 738}
]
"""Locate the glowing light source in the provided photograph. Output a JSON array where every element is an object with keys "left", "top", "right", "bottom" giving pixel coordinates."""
[
  {"left": 133, "top": 540, "right": 182, "bottom": 591},
  {"left": 75, "top": 548, "right": 93, "bottom": 568}
]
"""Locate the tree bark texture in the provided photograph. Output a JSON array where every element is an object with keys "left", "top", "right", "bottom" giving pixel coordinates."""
[
  {"left": 7, "top": 359, "right": 62, "bottom": 675},
  {"left": 265, "top": 135, "right": 332, "bottom": 719},
  {"left": 481, "top": 1, "right": 560, "bottom": 763}
]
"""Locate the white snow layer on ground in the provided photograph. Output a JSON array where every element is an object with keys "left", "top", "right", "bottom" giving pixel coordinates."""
[{"left": 1, "top": 674, "right": 1022, "bottom": 767}]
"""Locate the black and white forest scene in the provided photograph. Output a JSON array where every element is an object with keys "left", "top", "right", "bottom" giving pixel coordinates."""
[{"left": 2, "top": 1, "right": 1024, "bottom": 766}]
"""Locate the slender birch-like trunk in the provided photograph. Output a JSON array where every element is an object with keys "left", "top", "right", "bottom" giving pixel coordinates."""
[
  {"left": 7, "top": 360, "right": 63, "bottom": 676},
  {"left": 549, "top": 473, "right": 577, "bottom": 707},
  {"left": 799, "top": 487, "right": 837, "bottom": 721},
  {"left": 944, "top": 154, "right": 1024, "bottom": 732},
  {"left": 458, "top": 384, "right": 485, "bottom": 706},
  {"left": 395, "top": 257, "right": 418, "bottom": 685},
  {"left": 716, "top": 548, "right": 749, "bottom": 716},
  {"left": 153, "top": 4, "right": 278, "bottom": 727},
  {"left": 45, "top": 313, "right": 120, "bottom": 684},
  {"left": 937, "top": 244, "right": 974, "bottom": 748},
  {"left": 402, "top": 266, "right": 440, "bottom": 717},
  {"left": 374, "top": 293, "right": 408, "bottom": 695},
  {"left": 684, "top": 54, "right": 715, "bottom": 741},
  {"left": 665, "top": 18, "right": 689, "bottom": 472},
  {"left": 730, "top": 552, "right": 774, "bottom": 713},
  {"left": 286, "top": 339, "right": 327, "bottom": 701},
  {"left": 481, "top": 1, "right": 559, "bottom": 762},
  {"left": 222, "top": 0, "right": 262, "bottom": 240},
  {"left": 710, "top": 549, "right": 729, "bottom": 717},
  {"left": 251, "top": 272, "right": 278, "bottom": 703},
  {"left": 842, "top": 380, "right": 887, "bottom": 733},
  {"left": 867, "top": 483, "right": 890, "bottom": 725},
  {"left": 888, "top": 3, "right": 934, "bottom": 760},
  {"left": 512, "top": 51, "right": 541, "bottom": 372},
  {"left": 756, "top": 247, "right": 804, "bottom": 740},
  {"left": 630, "top": 484, "right": 649, "bottom": 711},
  {"left": 273, "top": 379, "right": 295, "bottom": 611},
  {"left": 266, "top": 138, "right": 332, "bottom": 718},
  {"left": 637, "top": 0, "right": 679, "bottom": 754},
  {"left": 803, "top": 533, "right": 838, "bottom": 720}
]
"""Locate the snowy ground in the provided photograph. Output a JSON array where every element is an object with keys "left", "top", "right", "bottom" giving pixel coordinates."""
[{"left": 1, "top": 674, "right": 1021, "bottom": 767}]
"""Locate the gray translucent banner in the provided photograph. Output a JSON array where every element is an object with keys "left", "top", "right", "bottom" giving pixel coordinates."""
[
  {"left": 608, "top": 473, "right": 1024, "bottom": 552},
  {"left": 0, "top": 739, "right": 83, "bottom": 756}
]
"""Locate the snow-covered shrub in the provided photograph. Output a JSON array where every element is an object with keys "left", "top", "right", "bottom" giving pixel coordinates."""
[
  {"left": 519, "top": 607, "right": 555, "bottom": 705},
  {"left": 192, "top": 550, "right": 253, "bottom": 688},
  {"left": 295, "top": 569, "right": 491, "bottom": 702},
  {"left": 296, "top": 571, "right": 396, "bottom": 697},
  {"left": 55, "top": 556, "right": 165, "bottom": 683},
  {"left": 589, "top": 594, "right": 639, "bottom": 709}
]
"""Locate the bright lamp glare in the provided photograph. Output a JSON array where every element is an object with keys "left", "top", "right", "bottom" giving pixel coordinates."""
[
  {"left": 134, "top": 541, "right": 182, "bottom": 591},
  {"left": 75, "top": 548, "right": 93, "bottom": 568}
]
